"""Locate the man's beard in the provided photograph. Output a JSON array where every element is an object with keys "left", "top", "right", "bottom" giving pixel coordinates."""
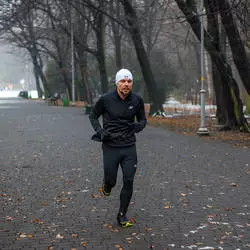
[{"left": 120, "top": 89, "right": 130, "bottom": 96}]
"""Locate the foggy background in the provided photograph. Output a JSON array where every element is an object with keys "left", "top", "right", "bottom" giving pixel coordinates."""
[{"left": 0, "top": 43, "right": 34, "bottom": 90}]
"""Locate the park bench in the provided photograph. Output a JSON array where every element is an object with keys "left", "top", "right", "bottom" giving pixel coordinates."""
[{"left": 48, "top": 93, "right": 60, "bottom": 106}]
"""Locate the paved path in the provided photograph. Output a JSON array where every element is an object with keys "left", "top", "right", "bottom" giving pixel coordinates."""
[{"left": 0, "top": 98, "right": 249, "bottom": 250}]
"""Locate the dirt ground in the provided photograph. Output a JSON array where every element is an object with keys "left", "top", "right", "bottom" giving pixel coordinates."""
[{"left": 147, "top": 115, "right": 250, "bottom": 148}]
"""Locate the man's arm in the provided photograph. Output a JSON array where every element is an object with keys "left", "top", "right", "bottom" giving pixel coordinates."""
[
  {"left": 134, "top": 97, "right": 147, "bottom": 133},
  {"left": 89, "top": 96, "right": 104, "bottom": 132}
]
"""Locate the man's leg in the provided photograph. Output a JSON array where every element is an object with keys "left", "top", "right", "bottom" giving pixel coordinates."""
[
  {"left": 102, "top": 144, "right": 120, "bottom": 195},
  {"left": 119, "top": 145, "right": 137, "bottom": 215}
]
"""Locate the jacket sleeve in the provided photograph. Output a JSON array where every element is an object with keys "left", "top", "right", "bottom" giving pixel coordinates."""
[
  {"left": 134, "top": 97, "right": 147, "bottom": 133},
  {"left": 89, "top": 96, "right": 104, "bottom": 132}
]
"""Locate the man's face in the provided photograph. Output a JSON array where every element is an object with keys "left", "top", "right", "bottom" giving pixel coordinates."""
[{"left": 117, "top": 78, "right": 133, "bottom": 96}]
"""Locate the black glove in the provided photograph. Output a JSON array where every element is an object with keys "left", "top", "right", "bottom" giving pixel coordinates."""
[
  {"left": 91, "top": 129, "right": 110, "bottom": 142},
  {"left": 97, "top": 129, "right": 110, "bottom": 141},
  {"left": 133, "top": 122, "right": 143, "bottom": 133}
]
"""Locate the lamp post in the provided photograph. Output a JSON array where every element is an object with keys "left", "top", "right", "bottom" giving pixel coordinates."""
[
  {"left": 71, "top": 8, "right": 76, "bottom": 106},
  {"left": 197, "top": 0, "right": 209, "bottom": 135}
]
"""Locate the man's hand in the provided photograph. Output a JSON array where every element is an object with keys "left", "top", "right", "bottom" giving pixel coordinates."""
[
  {"left": 133, "top": 122, "right": 143, "bottom": 133},
  {"left": 97, "top": 129, "right": 110, "bottom": 141}
]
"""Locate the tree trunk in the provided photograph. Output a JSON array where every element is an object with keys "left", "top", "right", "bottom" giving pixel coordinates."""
[
  {"left": 33, "top": 67, "right": 43, "bottom": 98},
  {"left": 114, "top": 35, "right": 122, "bottom": 70},
  {"left": 205, "top": 0, "right": 226, "bottom": 124},
  {"left": 49, "top": 8, "right": 72, "bottom": 100},
  {"left": 80, "top": 65, "right": 92, "bottom": 104},
  {"left": 57, "top": 58, "right": 72, "bottom": 98},
  {"left": 176, "top": 0, "right": 248, "bottom": 130},
  {"left": 96, "top": 10, "right": 109, "bottom": 94},
  {"left": 206, "top": 0, "right": 247, "bottom": 128},
  {"left": 175, "top": 41, "right": 192, "bottom": 102},
  {"left": 193, "top": 44, "right": 201, "bottom": 105},
  {"left": 31, "top": 53, "right": 50, "bottom": 97},
  {"left": 217, "top": 0, "right": 250, "bottom": 95},
  {"left": 77, "top": 51, "right": 92, "bottom": 104},
  {"left": 121, "top": 0, "right": 163, "bottom": 115},
  {"left": 110, "top": 0, "right": 123, "bottom": 69}
]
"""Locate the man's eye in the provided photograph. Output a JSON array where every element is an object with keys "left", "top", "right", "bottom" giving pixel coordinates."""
[{"left": 121, "top": 79, "right": 132, "bottom": 83}]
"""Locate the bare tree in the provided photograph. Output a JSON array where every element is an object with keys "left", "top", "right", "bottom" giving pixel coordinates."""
[
  {"left": 175, "top": 0, "right": 248, "bottom": 130},
  {"left": 108, "top": 0, "right": 124, "bottom": 70},
  {"left": 120, "top": 0, "right": 164, "bottom": 114},
  {"left": 0, "top": 1, "right": 48, "bottom": 97},
  {"left": 217, "top": 0, "right": 250, "bottom": 94}
]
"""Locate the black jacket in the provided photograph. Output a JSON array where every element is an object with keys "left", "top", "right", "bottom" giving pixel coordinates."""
[{"left": 89, "top": 90, "right": 147, "bottom": 147}]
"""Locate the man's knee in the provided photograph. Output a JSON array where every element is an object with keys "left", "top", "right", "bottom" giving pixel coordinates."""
[{"left": 123, "top": 177, "right": 134, "bottom": 189}]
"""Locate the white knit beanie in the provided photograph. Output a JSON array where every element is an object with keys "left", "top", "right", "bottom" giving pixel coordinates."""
[{"left": 115, "top": 69, "right": 133, "bottom": 85}]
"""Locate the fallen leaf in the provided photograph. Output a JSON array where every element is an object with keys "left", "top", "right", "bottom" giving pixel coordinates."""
[
  {"left": 6, "top": 216, "right": 14, "bottom": 221},
  {"left": 130, "top": 217, "right": 136, "bottom": 223},
  {"left": 180, "top": 193, "right": 187, "bottom": 197},
  {"left": 195, "top": 242, "right": 203, "bottom": 246},
  {"left": 32, "top": 218, "right": 44, "bottom": 225},
  {"left": 145, "top": 228, "right": 152, "bottom": 232},
  {"left": 39, "top": 220, "right": 45, "bottom": 225},
  {"left": 72, "top": 233, "right": 78, "bottom": 238},
  {"left": 206, "top": 205, "right": 215, "bottom": 209},
  {"left": 207, "top": 214, "right": 216, "bottom": 218},
  {"left": 28, "top": 234, "right": 33, "bottom": 238},
  {"left": 197, "top": 247, "right": 215, "bottom": 250},
  {"left": 20, "top": 233, "right": 27, "bottom": 238},
  {"left": 32, "top": 218, "right": 39, "bottom": 223},
  {"left": 230, "top": 182, "right": 239, "bottom": 187},
  {"left": 81, "top": 242, "right": 87, "bottom": 247},
  {"left": 41, "top": 201, "right": 47, "bottom": 206},
  {"left": 224, "top": 207, "right": 233, "bottom": 211},
  {"left": 91, "top": 193, "right": 102, "bottom": 198},
  {"left": 164, "top": 201, "right": 171, "bottom": 209},
  {"left": 216, "top": 240, "right": 224, "bottom": 244},
  {"left": 56, "top": 234, "right": 64, "bottom": 239},
  {"left": 124, "top": 237, "right": 131, "bottom": 241}
]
